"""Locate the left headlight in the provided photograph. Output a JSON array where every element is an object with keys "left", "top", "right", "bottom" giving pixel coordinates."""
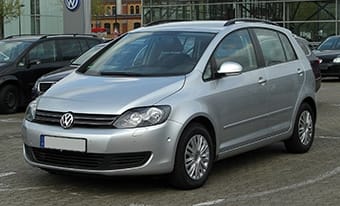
[
  {"left": 333, "top": 57, "right": 340, "bottom": 63},
  {"left": 113, "top": 106, "right": 171, "bottom": 128},
  {"left": 25, "top": 100, "right": 37, "bottom": 122}
]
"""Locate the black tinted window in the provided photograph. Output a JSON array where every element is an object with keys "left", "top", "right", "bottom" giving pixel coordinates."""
[
  {"left": 318, "top": 37, "right": 337, "bottom": 50},
  {"left": 57, "top": 39, "right": 82, "bottom": 61},
  {"left": 87, "top": 39, "right": 101, "bottom": 48},
  {"left": 28, "top": 40, "right": 57, "bottom": 63}
]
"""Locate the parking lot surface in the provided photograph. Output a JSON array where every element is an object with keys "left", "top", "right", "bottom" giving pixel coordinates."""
[{"left": 1, "top": 80, "right": 340, "bottom": 206}]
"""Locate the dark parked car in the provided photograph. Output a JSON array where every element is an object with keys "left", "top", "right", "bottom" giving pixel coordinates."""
[
  {"left": 0, "top": 34, "right": 103, "bottom": 113},
  {"left": 295, "top": 36, "right": 321, "bottom": 91},
  {"left": 32, "top": 42, "right": 109, "bottom": 98},
  {"left": 313, "top": 35, "right": 340, "bottom": 78}
]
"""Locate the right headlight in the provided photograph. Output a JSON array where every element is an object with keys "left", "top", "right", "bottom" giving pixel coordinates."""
[
  {"left": 113, "top": 106, "right": 171, "bottom": 128},
  {"left": 25, "top": 100, "right": 37, "bottom": 122}
]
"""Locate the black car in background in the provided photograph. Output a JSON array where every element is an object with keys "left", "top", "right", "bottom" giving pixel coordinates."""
[
  {"left": 32, "top": 42, "right": 109, "bottom": 98},
  {"left": 295, "top": 36, "right": 322, "bottom": 92},
  {"left": 313, "top": 35, "right": 340, "bottom": 79},
  {"left": 0, "top": 34, "right": 103, "bottom": 113}
]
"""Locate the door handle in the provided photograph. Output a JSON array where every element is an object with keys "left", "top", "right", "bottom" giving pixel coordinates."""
[
  {"left": 297, "top": 68, "right": 304, "bottom": 76},
  {"left": 258, "top": 77, "right": 267, "bottom": 85}
]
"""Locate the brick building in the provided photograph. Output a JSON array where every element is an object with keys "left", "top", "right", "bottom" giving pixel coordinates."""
[{"left": 91, "top": 0, "right": 141, "bottom": 38}]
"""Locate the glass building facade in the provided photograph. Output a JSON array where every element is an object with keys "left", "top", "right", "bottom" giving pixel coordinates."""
[
  {"left": 4, "top": 0, "right": 63, "bottom": 37},
  {"left": 142, "top": 0, "right": 340, "bottom": 42}
]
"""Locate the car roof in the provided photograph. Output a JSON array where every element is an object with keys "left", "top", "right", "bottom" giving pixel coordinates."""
[
  {"left": 3, "top": 34, "right": 100, "bottom": 41},
  {"left": 132, "top": 19, "right": 289, "bottom": 34}
]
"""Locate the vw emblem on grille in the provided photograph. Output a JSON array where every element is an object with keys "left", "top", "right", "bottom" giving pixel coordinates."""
[
  {"left": 60, "top": 113, "right": 74, "bottom": 129},
  {"left": 64, "top": 0, "right": 80, "bottom": 11}
]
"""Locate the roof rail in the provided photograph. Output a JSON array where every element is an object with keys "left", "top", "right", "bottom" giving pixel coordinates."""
[
  {"left": 145, "top": 19, "right": 187, "bottom": 27},
  {"left": 224, "top": 18, "right": 279, "bottom": 26},
  {"left": 5, "top": 34, "right": 41, "bottom": 39},
  {"left": 39, "top": 34, "right": 98, "bottom": 39}
]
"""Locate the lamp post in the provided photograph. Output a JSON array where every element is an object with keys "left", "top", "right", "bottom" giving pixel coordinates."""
[{"left": 18, "top": 4, "right": 25, "bottom": 35}]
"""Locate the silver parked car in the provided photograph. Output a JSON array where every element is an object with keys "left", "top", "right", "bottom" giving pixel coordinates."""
[{"left": 22, "top": 19, "right": 317, "bottom": 189}]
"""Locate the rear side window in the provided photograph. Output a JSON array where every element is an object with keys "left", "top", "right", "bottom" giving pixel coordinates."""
[
  {"left": 279, "top": 34, "right": 297, "bottom": 61},
  {"left": 57, "top": 39, "right": 82, "bottom": 61},
  {"left": 254, "top": 29, "right": 286, "bottom": 66},
  {"left": 28, "top": 40, "right": 57, "bottom": 63},
  {"left": 296, "top": 39, "right": 311, "bottom": 56}
]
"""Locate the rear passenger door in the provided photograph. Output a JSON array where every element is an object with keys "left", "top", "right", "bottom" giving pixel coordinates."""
[{"left": 252, "top": 28, "right": 304, "bottom": 135}]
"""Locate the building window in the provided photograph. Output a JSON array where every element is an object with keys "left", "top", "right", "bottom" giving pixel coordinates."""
[
  {"left": 106, "top": 6, "right": 111, "bottom": 16},
  {"left": 130, "top": 6, "right": 134, "bottom": 15},
  {"left": 112, "top": 6, "right": 116, "bottom": 16},
  {"left": 31, "top": 0, "right": 40, "bottom": 34},
  {"left": 134, "top": 22, "right": 141, "bottom": 29},
  {"left": 104, "top": 23, "right": 111, "bottom": 34},
  {"left": 136, "top": 5, "right": 140, "bottom": 14},
  {"left": 113, "top": 23, "right": 120, "bottom": 33}
]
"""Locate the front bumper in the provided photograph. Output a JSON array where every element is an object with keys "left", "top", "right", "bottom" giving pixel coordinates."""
[
  {"left": 22, "top": 120, "right": 182, "bottom": 175},
  {"left": 319, "top": 63, "right": 340, "bottom": 77}
]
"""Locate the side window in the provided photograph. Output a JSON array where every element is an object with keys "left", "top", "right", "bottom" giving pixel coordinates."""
[
  {"left": 279, "top": 34, "right": 297, "bottom": 61},
  {"left": 203, "top": 29, "right": 257, "bottom": 80},
  {"left": 254, "top": 29, "right": 286, "bottom": 66},
  {"left": 79, "top": 39, "right": 89, "bottom": 52},
  {"left": 57, "top": 39, "right": 82, "bottom": 61},
  {"left": 28, "top": 40, "right": 57, "bottom": 64},
  {"left": 87, "top": 39, "right": 100, "bottom": 48},
  {"left": 296, "top": 39, "right": 311, "bottom": 56}
]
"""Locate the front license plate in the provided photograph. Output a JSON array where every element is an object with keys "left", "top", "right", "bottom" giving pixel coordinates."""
[{"left": 40, "top": 135, "right": 86, "bottom": 152}]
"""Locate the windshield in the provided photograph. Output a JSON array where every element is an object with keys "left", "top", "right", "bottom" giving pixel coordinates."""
[
  {"left": 0, "top": 41, "right": 31, "bottom": 63},
  {"left": 317, "top": 37, "right": 340, "bottom": 50},
  {"left": 71, "top": 43, "right": 106, "bottom": 65},
  {"left": 79, "top": 32, "right": 215, "bottom": 76}
]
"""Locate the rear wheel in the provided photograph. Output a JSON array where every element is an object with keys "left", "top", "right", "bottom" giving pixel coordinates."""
[
  {"left": 0, "top": 85, "right": 19, "bottom": 114},
  {"left": 284, "top": 103, "right": 315, "bottom": 153},
  {"left": 170, "top": 123, "right": 214, "bottom": 189}
]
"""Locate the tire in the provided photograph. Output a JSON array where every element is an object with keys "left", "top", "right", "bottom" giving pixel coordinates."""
[
  {"left": 284, "top": 103, "right": 315, "bottom": 153},
  {"left": 170, "top": 123, "right": 214, "bottom": 189},
  {"left": 0, "top": 85, "right": 19, "bottom": 114}
]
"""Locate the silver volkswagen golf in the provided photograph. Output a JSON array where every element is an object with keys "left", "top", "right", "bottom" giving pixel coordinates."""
[{"left": 22, "top": 19, "right": 317, "bottom": 189}]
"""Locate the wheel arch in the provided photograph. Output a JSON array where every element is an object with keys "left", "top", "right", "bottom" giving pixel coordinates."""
[
  {"left": 301, "top": 96, "right": 317, "bottom": 121},
  {"left": 176, "top": 115, "right": 218, "bottom": 161}
]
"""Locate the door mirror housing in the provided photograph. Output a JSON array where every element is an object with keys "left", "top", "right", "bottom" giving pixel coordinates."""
[{"left": 217, "top": 61, "right": 243, "bottom": 76}]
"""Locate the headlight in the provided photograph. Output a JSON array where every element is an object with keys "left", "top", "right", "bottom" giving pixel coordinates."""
[
  {"left": 333, "top": 57, "right": 340, "bottom": 63},
  {"left": 25, "top": 100, "right": 37, "bottom": 122},
  {"left": 113, "top": 106, "right": 171, "bottom": 128}
]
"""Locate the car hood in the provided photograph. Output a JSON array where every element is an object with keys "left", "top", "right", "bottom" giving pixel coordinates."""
[
  {"left": 38, "top": 67, "right": 75, "bottom": 82},
  {"left": 313, "top": 50, "right": 340, "bottom": 58},
  {"left": 37, "top": 72, "right": 185, "bottom": 114}
]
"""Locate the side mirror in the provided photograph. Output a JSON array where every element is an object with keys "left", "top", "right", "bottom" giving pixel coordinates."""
[{"left": 217, "top": 61, "right": 243, "bottom": 76}]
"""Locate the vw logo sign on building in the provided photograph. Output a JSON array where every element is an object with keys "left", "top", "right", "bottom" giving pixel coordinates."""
[
  {"left": 60, "top": 113, "right": 74, "bottom": 129},
  {"left": 64, "top": 0, "right": 80, "bottom": 11}
]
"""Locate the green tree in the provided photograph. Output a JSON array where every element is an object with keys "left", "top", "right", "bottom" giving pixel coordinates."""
[
  {"left": 91, "top": 0, "right": 105, "bottom": 27},
  {"left": 0, "top": 0, "right": 21, "bottom": 38}
]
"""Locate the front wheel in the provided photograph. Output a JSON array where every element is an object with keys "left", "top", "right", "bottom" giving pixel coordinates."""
[
  {"left": 170, "top": 123, "right": 214, "bottom": 189},
  {"left": 284, "top": 103, "right": 315, "bottom": 153},
  {"left": 0, "top": 85, "right": 19, "bottom": 114}
]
